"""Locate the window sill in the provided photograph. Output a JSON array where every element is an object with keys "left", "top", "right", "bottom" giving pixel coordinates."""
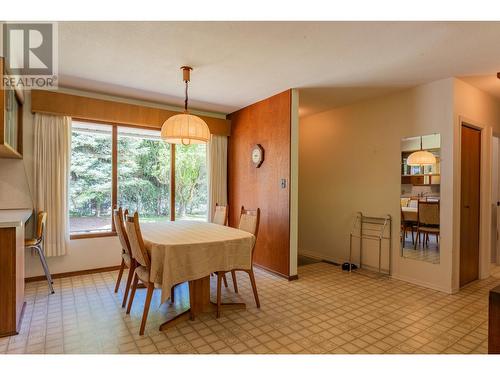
[{"left": 70, "top": 232, "right": 117, "bottom": 240}]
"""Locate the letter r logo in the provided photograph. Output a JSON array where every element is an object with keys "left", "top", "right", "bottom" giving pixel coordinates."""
[{"left": 3, "top": 23, "right": 53, "bottom": 75}]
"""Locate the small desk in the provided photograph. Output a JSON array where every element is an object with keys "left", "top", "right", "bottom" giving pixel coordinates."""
[
  {"left": 0, "top": 209, "right": 32, "bottom": 337},
  {"left": 140, "top": 221, "right": 255, "bottom": 330}
]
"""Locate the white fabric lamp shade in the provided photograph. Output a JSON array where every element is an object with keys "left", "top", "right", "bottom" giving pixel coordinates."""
[
  {"left": 407, "top": 150, "right": 436, "bottom": 166},
  {"left": 161, "top": 113, "right": 210, "bottom": 145}
]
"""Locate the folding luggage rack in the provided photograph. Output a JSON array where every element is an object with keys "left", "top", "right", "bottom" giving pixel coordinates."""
[{"left": 349, "top": 212, "right": 392, "bottom": 275}]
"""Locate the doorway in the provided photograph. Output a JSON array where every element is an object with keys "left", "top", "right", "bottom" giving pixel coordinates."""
[{"left": 460, "top": 124, "right": 481, "bottom": 287}]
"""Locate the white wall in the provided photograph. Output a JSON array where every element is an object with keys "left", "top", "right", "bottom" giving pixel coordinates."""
[
  {"left": 299, "top": 79, "right": 455, "bottom": 292},
  {"left": 298, "top": 77, "right": 500, "bottom": 293}
]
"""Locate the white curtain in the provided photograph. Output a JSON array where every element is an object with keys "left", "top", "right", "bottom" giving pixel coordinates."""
[
  {"left": 207, "top": 135, "right": 228, "bottom": 221},
  {"left": 34, "top": 113, "right": 71, "bottom": 257}
]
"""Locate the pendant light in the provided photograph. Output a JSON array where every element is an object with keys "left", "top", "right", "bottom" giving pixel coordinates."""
[
  {"left": 407, "top": 136, "right": 436, "bottom": 166},
  {"left": 161, "top": 66, "right": 210, "bottom": 145}
]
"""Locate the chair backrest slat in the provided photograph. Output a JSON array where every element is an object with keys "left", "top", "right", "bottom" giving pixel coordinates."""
[
  {"left": 238, "top": 206, "right": 260, "bottom": 263},
  {"left": 238, "top": 206, "right": 260, "bottom": 237},
  {"left": 418, "top": 201, "right": 440, "bottom": 226},
  {"left": 213, "top": 203, "right": 228, "bottom": 226},
  {"left": 113, "top": 207, "right": 131, "bottom": 256},
  {"left": 125, "top": 212, "right": 150, "bottom": 268},
  {"left": 36, "top": 211, "right": 47, "bottom": 241}
]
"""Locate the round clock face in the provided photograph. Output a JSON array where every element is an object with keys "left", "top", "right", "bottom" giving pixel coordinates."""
[{"left": 252, "top": 144, "right": 264, "bottom": 167}]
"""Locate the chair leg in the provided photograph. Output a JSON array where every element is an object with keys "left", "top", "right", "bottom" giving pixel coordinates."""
[
  {"left": 36, "top": 246, "right": 54, "bottom": 294},
  {"left": 247, "top": 269, "right": 260, "bottom": 308},
  {"left": 139, "top": 283, "right": 154, "bottom": 335},
  {"left": 114, "top": 258, "right": 125, "bottom": 293},
  {"left": 222, "top": 273, "right": 228, "bottom": 288},
  {"left": 170, "top": 285, "right": 175, "bottom": 303},
  {"left": 216, "top": 273, "right": 222, "bottom": 318},
  {"left": 126, "top": 273, "right": 139, "bottom": 314},
  {"left": 414, "top": 229, "right": 419, "bottom": 250},
  {"left": 231, "top": 270, "right": 238, "bottom": 293},
  {"left": 188, "top": 281, "right": 195, "bottom": 321},
  {"left": 121, "top": 261, "right": 135, "bottom": 308}
]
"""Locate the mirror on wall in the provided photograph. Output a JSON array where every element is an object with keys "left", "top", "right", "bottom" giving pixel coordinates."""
[{"left": 400, "top": 134, "right": 441, "bottom": 264}]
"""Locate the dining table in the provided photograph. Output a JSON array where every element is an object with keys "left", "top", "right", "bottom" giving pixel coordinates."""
[{"left": 140, "top": 220, "right": 255, "bottom": 330}]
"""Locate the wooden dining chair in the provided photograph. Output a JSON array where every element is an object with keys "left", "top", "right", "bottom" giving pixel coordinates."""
[
  {"left": 212, "top": 203, "right": 228, "bottom": 226},
  {"left": 212, "top": 203, "right": 229, "bottom": 287},
  {"left": 414, "top": 201, "right": 440, "bottom": 250},
  {"left": 216, "top": 206, "right": 261, "bottom": 318},
  {"left": 125, "top": 212, "right": 178, "bottom": 335},
  {"left": 125, "top": 212, "right": 155, "bottom": 335},
  {"left": 113, "top": 207, "right": 136, "bottom": 308},
  {"left": 25, "top": 211, "right": 54, "bottom": 294}
]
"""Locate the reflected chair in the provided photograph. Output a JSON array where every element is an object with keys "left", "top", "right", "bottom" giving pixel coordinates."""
[
  {"left": 113, "top": 207, "right": 137, "bottom": 308},
  {"left": 400, "top": 198, "right": 410, "bottom": 207},
  {"left": 25, "top": 211, "right": 54, "bottom": 294},
  {"left": 125, "top": 212, "right": 176, "bottom": 335},
  {"left": 215, "top": 206, "right": 261, "bottom": 318},
  {"left": 212, "top": 203, "right": 228, "bottom": 226},
  {"left": 414, "top": 201, "right": 440, "bottom": 249},
  {"left": 401, "top": 208, "right": 417, "bottom": 245},
  {"left": 408, "top": 198, "right": 419, "bottom": 208}
]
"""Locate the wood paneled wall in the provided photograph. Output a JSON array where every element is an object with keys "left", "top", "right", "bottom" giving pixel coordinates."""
[
  {"left": 31, "top": 90, "right": 231, "bottom": 136},
  {"left": 228, "top": 90, "right": 291, "bottom": 278}
]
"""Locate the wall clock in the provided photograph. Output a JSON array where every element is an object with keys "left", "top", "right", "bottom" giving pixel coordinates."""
[{"left": 251, "top": 144, "right": 264, "bottom": 168}]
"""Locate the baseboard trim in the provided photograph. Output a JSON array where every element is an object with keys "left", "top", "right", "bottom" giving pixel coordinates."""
[
  {"left": 391, "top": 273, "right": 452, "bottom": 294},
  {"left": 299, "top": 250, "right": 344, "bottom": 265},
  {"left": 25, "top": 265, "right": 121, "bottom": 283},
  {"left": 253, "top": 263, "right": 297, "bottom": 281}
]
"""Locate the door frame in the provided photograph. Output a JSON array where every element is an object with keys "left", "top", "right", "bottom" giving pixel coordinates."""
[
  {"left": 455, "top": 117, "right": 492, "bottom": 290},
  {"left": 493, "top": 134, "right": 500, "bottom": 266}
]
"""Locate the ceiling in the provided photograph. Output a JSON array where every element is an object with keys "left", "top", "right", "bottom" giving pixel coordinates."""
[
  {"left": 56, "top": 22, "right": 500, "bottom": 115},
  {"left": 459, "top": 75, "right": 500, "bottom": 102}
]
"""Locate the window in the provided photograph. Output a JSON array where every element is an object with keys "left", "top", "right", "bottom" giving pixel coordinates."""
[
  {"left": 117, "top": 127, "right": 171, "bottom": 223},
  {"left": 175, "top": 143, "right": 208, "bottom": 220},
  {"left": 69, "top": 122, "right": 113, "bottom": 234},
  {"left": 69, "top": 120, "right": 208, "bottom": 237}
]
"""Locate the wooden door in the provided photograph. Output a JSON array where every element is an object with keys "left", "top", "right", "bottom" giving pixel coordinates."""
[{"left": 460, "top": 124, "right": 481, "bottom": 287}]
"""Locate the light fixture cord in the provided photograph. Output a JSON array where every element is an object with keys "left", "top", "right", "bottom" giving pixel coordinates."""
[{"left": 184, "top": 80, "right": 189, "bottom": 112}]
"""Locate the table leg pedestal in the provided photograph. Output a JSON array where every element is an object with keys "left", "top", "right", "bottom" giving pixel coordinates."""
[{"left": 159, "top": 276, "right": 246, "bottom": 331}]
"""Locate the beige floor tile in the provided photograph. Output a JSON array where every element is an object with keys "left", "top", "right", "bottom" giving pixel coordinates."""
[{"left": 4, "top": 262, "right": 497, "bottom": 355}]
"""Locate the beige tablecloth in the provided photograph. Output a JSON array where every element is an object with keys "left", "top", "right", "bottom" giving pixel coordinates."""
[
  {"left": 401, "top": 207, "right": 418, "bottom": 222},
  {"left": 140, "top": 221, "right": 255, "bottom": 304}
]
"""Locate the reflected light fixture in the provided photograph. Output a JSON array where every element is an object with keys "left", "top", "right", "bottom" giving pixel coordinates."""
[
  {"left": 161, "top": 66, "right": 210, "bottom": 145},
  {"left": 407, "top": 136, "right": 436, "bottom": 166}
]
